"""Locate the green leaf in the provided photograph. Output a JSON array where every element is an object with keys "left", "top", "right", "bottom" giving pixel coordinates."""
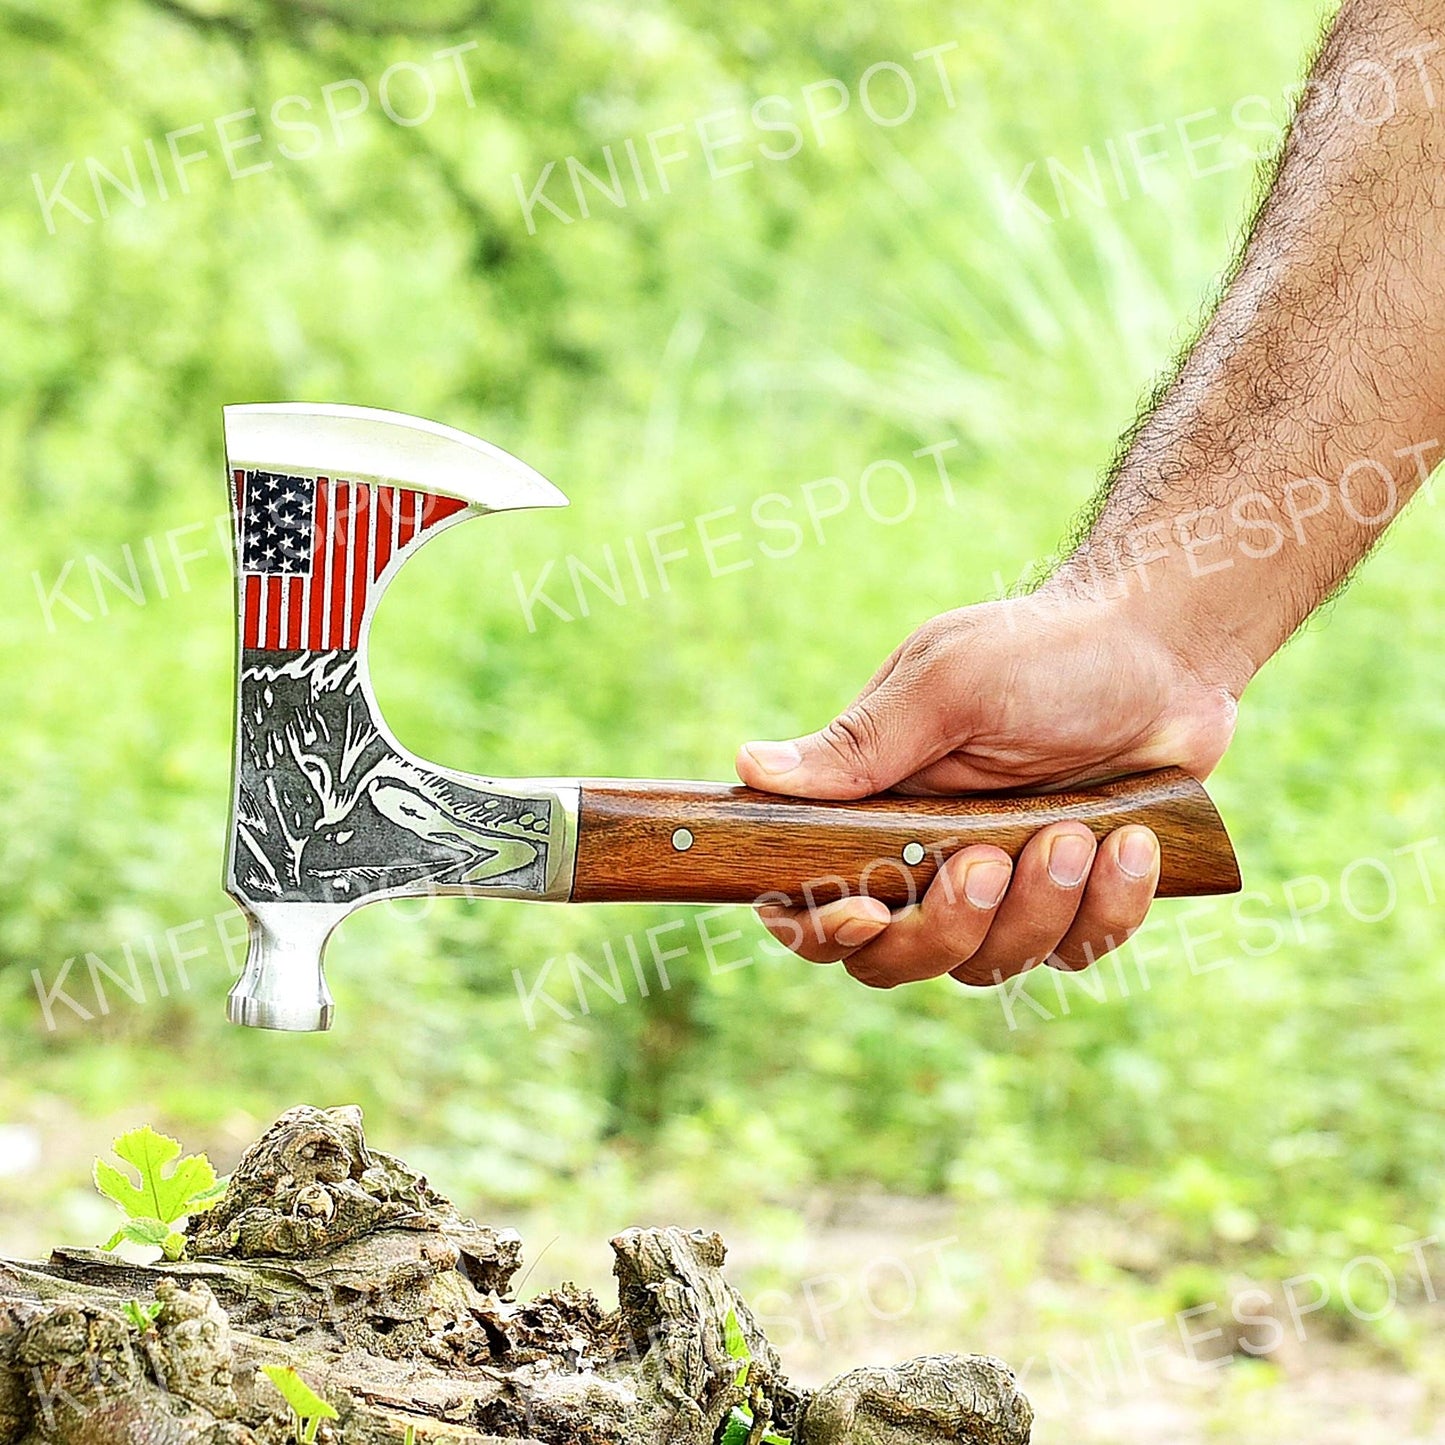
[
  {"left": 723, "top": 1307, "right": 751, "bottom": 1386},
  {"left": 721, "top": 1394, "right": 792, "bottom": 1444},
  {"left": 161, "top": 1232, "right": 188, "bottom": 1261},
  {"left": 93, "top": 1127, "right": 220, "bottom": 1226},
  {"left": 120, "top": 1300, "right": 162, "bottom": 1331},
  {"left": 109, "top": 1217, "right": 170, "bottom": 1247},
  {"left": 720, "top": 1410, "right": 752, "bottom": 1445},
  {"left": 261, "top": 1365, "right": 339, "bottom": 1423},
  {"left": 189, "top": 1178, "right": 229, "bottom": 1214}
]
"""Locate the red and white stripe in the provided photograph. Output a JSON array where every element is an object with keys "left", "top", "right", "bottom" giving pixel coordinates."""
[{"left": 236, "top": 470, "right": 468, "bottom": 651}]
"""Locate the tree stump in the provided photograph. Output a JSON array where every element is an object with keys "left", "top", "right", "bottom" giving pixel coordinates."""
[{"left": 0, "top": 1107, "right": 1031, "bottom": 1445}]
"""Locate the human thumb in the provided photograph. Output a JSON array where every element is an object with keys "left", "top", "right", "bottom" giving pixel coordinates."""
[{"left": 736, "top": 673, "right": 945, "bottom": 800}]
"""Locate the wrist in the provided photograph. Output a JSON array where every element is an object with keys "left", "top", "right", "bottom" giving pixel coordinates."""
[
  {"left": 1023, "top": 580, "right": 1246, "bottom": 779},
  {"left": 1036, "top": 556, "right": 1260, "bottom": 703}
]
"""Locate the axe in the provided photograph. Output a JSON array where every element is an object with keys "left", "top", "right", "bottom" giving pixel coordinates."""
[{"left": 222, "top": 403, "right": 1241, "bottom": 1031}]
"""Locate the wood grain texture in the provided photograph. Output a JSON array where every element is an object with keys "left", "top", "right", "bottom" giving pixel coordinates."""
[{"left": 571, "top": 767, "right": 1240, "bottom": 907}]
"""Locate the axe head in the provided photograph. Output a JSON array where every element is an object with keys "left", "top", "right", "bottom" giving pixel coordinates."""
[
  {"left": 224, "top": 403, "right": 569, "bottom": 515},
  {"left": 222, "top": 404, "right": 578, "bottom": 1032}
]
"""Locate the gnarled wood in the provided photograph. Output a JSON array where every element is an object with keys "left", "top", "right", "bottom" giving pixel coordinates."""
[{"left": 0, "top": 1108, "right": 1031, "bottom": 1445}]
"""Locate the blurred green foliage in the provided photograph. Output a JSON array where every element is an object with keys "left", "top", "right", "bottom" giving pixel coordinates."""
[{"left": 3, "top": 0, "right": 1443, "bottom": 1295}]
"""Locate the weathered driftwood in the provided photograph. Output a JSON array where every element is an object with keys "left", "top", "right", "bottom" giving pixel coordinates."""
[{"left": 0, "top": 1107, "right": 1031, "bottom": 1445}]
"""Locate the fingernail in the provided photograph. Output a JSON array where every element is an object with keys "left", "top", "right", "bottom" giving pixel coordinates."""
[
  {"left": 964, "top": 859, "right": 1011, "bottom": 910},
  {"left": 835, "top": 912, "right": 889, "bottom": 948},
  {"left": 1118, "top": 828, "right": 1159, "bottom": 879},
  {"left": 1047, "top": 833, "right": 1094, "bottom": 888},
  {"left": 743, "top": 740, "right": 802, "bottom": 776}
]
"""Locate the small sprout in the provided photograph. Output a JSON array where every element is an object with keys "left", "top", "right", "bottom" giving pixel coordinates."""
[
  {"left": 720, "top": 1411, "right": 751, "bottom": 1445},
  {"left": 721, "top": 1407, "right": 791, "bottom": 1445},
  {"left": 719, "top": 1312, "right": 790, "bottom": 1443},
  {"left": 120, "top": 1299, "right": 163, "bottom": 1332},
  {"left": 94, "top": 1126, "right": 227, "bottom": 1262},
  {"left": 723, "top": 1307, "right": 750, "bottom": 1388},
  {"left": 261, "top": 1364, "right": 339, "bottom": 1445}
]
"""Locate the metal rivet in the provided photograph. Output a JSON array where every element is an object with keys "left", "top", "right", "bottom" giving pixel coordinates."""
[
  {"left": 671, "top": 828, "right": 694, "bottom": 852},
  {"left": 902, "top": 841, "right": 925, "bottom": 866}
]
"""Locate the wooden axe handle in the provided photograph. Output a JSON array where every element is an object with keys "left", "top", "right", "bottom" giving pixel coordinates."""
[{"left": 571, "top": 766, "right": 1239, "bottom": 906}]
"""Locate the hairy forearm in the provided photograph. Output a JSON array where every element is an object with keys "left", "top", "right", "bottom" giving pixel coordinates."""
[{"left": 1051, "top": 0, "right": 1445, "bottom": 692}]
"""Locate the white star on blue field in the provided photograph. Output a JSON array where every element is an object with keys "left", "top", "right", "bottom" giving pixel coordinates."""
[{"left": 242, "top": 471, "right": 315, "bottom": 575}]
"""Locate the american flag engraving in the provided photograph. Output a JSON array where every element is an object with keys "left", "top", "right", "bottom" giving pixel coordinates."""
[{"left": 234, "top": 469, "right": 468, "bottom": 650}]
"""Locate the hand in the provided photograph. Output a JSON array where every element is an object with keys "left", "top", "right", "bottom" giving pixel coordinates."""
[{"left": 735, "top": 591, "right": 1243, "bottom": 989}]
